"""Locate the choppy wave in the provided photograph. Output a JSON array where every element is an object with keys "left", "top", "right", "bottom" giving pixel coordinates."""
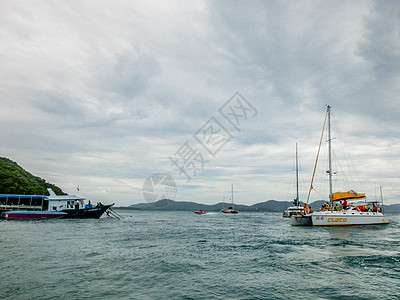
[{"left": 1, "top": 212, "right": 399, "bottom": 299}]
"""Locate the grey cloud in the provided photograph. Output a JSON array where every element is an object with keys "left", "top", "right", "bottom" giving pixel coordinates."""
[
  {"left": 0, "top": 1, "right": 399, "bottom": 205},
  {"left": 97, "top": 51, "right": 161, "bottom": 98}
]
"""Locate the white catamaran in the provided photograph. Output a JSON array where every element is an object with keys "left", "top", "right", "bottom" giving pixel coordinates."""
[{"left": 291, "top": 105, "right": 389, "bottom": 226}]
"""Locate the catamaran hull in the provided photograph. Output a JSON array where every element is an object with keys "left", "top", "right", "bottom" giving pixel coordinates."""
[
  {"left": 290, "top": 215, "right": 312, "bottom": 226},
  {"left": 283, "top": 206, "right": 304, "bottom": 218},
  {"left": 312, "top": 213, "right": 389, "bottom": 226}
]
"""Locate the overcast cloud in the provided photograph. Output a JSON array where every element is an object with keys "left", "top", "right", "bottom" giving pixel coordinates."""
[{"left": 1, "top": 0, "right": 399, "bottom": 206}]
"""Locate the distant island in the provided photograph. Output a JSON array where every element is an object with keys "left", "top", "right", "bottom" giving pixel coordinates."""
[
  {"left": 0, "top": 157, "right": 65, "bottom": 195},
  {"left": 119, "top": 198, "right": 400, "bottom": 213}
]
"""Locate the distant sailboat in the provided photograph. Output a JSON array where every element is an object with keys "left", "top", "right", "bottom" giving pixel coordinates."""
[
  {"left": 221, "top": 184, "right": 238, "bottom": 214},
  {"left": 283, "top": 143, "right": 304, "bottom": 218}
]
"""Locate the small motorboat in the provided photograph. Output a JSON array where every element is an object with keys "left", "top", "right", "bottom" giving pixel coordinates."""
[
  {"left": 194, "top": 210, "right": 207, "bottom": 214},
  {"left": 1, "top": 210, "right": 67, "bottom": 220}
]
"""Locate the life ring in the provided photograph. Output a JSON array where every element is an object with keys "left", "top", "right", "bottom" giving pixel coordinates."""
[{"left": 356, "top": 206, "right": 360, "bottom": 212}]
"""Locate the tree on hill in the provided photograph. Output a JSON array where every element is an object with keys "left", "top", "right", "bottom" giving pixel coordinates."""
[{"left": 0, "top": 157, "right": 65, "bottom": 195}]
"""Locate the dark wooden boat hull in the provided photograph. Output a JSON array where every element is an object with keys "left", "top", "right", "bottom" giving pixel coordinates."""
[{"left": 61, "top": 204, "right": 114, "bottom": 219}]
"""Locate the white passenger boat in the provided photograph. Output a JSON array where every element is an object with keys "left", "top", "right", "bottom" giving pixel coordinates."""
[
  {"left": 46, "top": 189, "right": 114, "bottom": 219},
  {"left": 0, "top": 190, "right": 114, "bottom": 219}
]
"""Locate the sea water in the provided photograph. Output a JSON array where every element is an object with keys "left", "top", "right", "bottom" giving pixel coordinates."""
[{"left": 1, "top": 211, "right": 399, "bottom": 300}]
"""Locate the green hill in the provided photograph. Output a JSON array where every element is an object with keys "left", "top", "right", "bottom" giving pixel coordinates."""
[{"left": 0, "top": 157, "right": 65, "bottom": 195}]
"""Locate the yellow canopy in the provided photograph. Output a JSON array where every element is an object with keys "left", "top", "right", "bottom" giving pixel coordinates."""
[{"left": 330, "top": 190, "right": 365, "bottom": 202}]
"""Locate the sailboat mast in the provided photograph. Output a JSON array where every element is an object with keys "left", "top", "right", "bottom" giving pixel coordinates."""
[
  {"left": 306, "top": 109, "right": 328, "bottom": 206},
  {"left": 295, "top": 143, "right": 299, "bottom": 205},
  {"left": 231, "top": 184, "right": 234, "bottom": 205},
  {"left": 327, "top": 105, "right": 333, "bottom": 200}
]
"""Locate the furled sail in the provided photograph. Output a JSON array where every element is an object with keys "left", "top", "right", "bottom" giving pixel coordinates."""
[{"left": 330, "top": 190, "right": 365, "bottom": 202}]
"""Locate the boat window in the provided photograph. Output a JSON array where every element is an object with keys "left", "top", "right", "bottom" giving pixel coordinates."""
[
  {"left": 0, "top": 197, "right": 7, "bottom": 205},
  {"left": 42, "top": 200, "right": 48, "bottom": 210}
]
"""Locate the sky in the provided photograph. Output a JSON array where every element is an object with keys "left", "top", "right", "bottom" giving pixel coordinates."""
[{"left": 1, "top": 0, "right": 399, "bottom": 206}]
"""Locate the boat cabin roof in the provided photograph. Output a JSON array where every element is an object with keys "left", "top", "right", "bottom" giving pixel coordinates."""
[
  {"left": 47, "top": 195, "right": 85, "bottom": 201},
  {"left": 0, "top": 194, "right": 47, "bottom": 198},
  {"left": 0, "top": 193, "right": 85, "bottom": 201}
]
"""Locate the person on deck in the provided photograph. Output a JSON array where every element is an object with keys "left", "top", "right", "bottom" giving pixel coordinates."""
[{"left": 343, "top": 199, "right": 348, "bottom": 210}]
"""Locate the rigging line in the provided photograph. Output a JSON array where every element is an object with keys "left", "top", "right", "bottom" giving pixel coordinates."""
[
  {"left": 332, "top": 119, "right": 355, "bottom": 188},
  {"left": 285, "top": 158, "right": 296, "bottom": 201},
  {"left": 333, "top": 149, "right": 358, "bottom": 192},
  {"left": 311, "top": 186, "right": 326, "bottom": 201},
  {"left": 306, "top": 108, "right": 328, "bottom": 206},
  {"left": 310, "top": 137, "right": 328, "bottom": 201},
  {"left": 298, "top": 156, "right": 307, "bottom": 203},
  {"left": 332, "top": 149, "right": 351, "bottom": 190},
  {"left": 331, "top": 113, "right": 364, "bottom": 192}
]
